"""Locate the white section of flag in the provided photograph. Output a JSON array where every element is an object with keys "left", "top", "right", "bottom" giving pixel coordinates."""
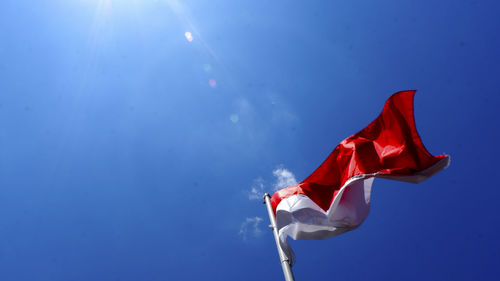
[{"left": 275, "top": 177, "right": 374, "bottom": 265}]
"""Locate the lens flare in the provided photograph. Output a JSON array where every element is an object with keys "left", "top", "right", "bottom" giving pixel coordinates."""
[
  {"left": 208, "top": 78, "right": 217, "bottom": 88},
  {"left": 184, "top": 32, "right": 193, "bottom": 42},
  {"left": 230, "top": 114, "right": 239, "bottom": 123}
]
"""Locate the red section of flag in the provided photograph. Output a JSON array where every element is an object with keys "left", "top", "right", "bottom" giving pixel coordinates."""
[{"left": 271, "top": 90, "right": 447, "bottom": 212}]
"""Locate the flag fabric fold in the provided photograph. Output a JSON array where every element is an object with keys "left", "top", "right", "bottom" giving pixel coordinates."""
[{"left": 270, "top": 90, "right": 450, "bottom": 265}]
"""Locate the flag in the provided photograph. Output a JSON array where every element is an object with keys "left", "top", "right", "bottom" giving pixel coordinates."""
[{"left": 271, "top": 90, "right": 450, "bottom": 265}]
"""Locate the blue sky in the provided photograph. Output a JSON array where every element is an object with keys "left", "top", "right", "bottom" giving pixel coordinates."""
[{"left": 0, "top": 0, "right": 499, "bottom": 280}]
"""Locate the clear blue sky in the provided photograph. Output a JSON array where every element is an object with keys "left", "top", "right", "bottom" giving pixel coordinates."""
[{"left": 1, "top": 0, "right": 499, "bottom": 280}]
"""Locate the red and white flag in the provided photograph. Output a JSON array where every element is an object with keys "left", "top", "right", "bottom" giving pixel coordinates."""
[{"left": 271, "top": 90, "right": 450, "bottom": 265}]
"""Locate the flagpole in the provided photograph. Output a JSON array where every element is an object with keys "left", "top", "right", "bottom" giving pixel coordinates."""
[{"left": 263, "top": 193, "right": 295, "bottom": 281}]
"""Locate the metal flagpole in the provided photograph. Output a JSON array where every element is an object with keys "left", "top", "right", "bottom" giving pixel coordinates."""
[{"left": 263, "top": 193, "right": 295, "bottom": 281}]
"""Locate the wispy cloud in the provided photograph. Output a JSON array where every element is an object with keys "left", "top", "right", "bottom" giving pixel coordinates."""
[
  {"left": 239, "top": 217, "right": 264, "bottom": 240},
  {"left": 272, "top": 167, "right": 298, "bottom": 191},
  {"left": 247, "top": 166, "right": 298, "bottom": 200},
  {"left": 248, "top": 177, "right": 265, "bottom": 200}
]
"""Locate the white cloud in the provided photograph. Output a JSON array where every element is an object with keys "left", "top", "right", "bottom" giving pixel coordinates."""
[
  {"left": 239, "top": 217, "right": 264, "bottom": 240},
  {"left": 248, "top": 177, "right": 265, "bottom": 200},
  {"left": 272, "top": 167, "right": 298, "bottom": 191},
  {"left": 247, "top": 167, "right": 297, "bottom": 200}
]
